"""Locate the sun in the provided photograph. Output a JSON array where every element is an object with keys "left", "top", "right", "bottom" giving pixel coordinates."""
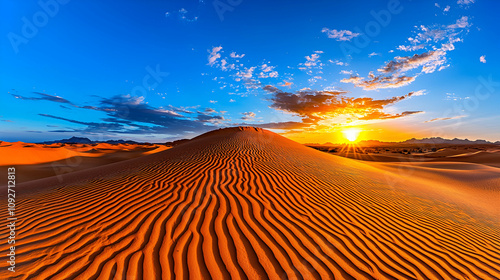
[{"left": 342, "top": 128, "right": 361, "bottom": 142}]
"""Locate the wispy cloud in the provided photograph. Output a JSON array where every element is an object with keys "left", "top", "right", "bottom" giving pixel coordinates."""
[
  {"left": 11, "top": 92, "right": 72, "bottom": 104},
  {"left": 377, "top": 50, "right": 447, "bottom": 74},
  {"left": 397, "top": 16, "right": 469, "bottom": 53},
  {"left": 341, "top": 74, "right": 416, "bottom": 90},
  {"left": 342, "top": 47, "right": 451, "bottom": 90},
  {"left": 425, "top": 115, "right": 467, "bottom": 122},
  {"left": 178, "top": 8, "right": 198, "bottom": 22},
  {"left": 447, "top": 16, "right": 470, "bottom": 29},
  {"left": 321, "top": 28, "right": 360, "bottom": 41},
  {"left": 457, "top": 0, "right": 474, "bottom": 6},
  {"left": 445, "top": 92, "right": 470, "bottom": 101},
  {"left": 397, "top": 45, "right": 424, "bottom": 52},
  {"left": 165, "top": 7, "right": 199, "bottom": 22}
]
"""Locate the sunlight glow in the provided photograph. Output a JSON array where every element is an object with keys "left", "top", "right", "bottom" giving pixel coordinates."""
[{"left": 342, "top": 128, "right": 361, "bottom": 142}]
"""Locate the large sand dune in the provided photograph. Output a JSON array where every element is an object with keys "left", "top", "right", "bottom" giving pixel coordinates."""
[{"left": 1, "top": 127, "right": 499, "bottom": 279}]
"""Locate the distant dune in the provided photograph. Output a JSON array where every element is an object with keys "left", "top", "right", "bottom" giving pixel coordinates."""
[
  {"left": 1, "top": 127, "right": 499, "bottom": 279},
  {"left": 0, "top": 142, "right": 170, "bottom": 183}
]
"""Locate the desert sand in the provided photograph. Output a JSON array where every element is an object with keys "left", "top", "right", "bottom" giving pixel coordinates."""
[
  {"left": 1, "top": 127, "right": 499, "bottom": 279},
  {"left": 0, "top": 142, "right": 170, "bottom": 184}
]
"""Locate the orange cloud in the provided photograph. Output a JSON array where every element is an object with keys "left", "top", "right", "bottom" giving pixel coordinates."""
[{"left": 263, "top": 86, "right": 422, "bottom": 125}]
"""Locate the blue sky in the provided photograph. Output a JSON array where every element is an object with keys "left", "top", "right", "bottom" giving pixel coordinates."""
[{"left": 1, "top": 0, "right": 499, "bottom": 143}]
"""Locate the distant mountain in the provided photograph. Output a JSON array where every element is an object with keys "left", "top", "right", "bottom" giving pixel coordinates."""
[
  {"left": 401, "top": 137, "right": 492, "bottom": 145},
  {"left": 310, "top": 137, "right": 499, "bottom": 146},
  {"left": 103, "top": 139, "right": 140, "bottom": 144},
  {"left": 38, "top": 136, "right": 193, "bottom": 145},
  {"left": 41, "top": 136, "right": 93, "bottom": 144},
  {"left": 40, "top": 137, "right": 139, "bottom": 145}
]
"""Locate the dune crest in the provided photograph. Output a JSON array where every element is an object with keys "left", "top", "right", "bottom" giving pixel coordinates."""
[{"left": 1, "top": 127, "right": 499, "bottom": 279}]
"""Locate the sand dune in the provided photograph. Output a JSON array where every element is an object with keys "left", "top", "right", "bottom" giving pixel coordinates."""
[
  {"left": 0, "top": 142, "right": 84, "bottom": 165},
  {"left": 0, "top": 143, "right": 170, "bottom": 183},
  {"left": 0, "top": 142, "right": 170, "bottom": 166},
  {"left": 1, "top": 127, "right": 499, "bottom": 279}
]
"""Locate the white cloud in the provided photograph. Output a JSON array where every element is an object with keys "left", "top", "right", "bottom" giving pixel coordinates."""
[
  {"left": 340, "top": 70, "right": 353, "bottom": 75},
  {"left": 208, "top": 46, "right": 222, "bottom": 66},
  {"left": 236, "top": 67, "right": 256, "bottom": 79},
  {"left": 397, "top": 44, "right": 425, "bottom": 52},
  {"left": 398, "top": 16, "right": 470, "bottom": 53},
  {"left": 258, "top": 64, "right": 278, "bottom": 78},
  {"left": 329, "top": 59, "right": 348, "bottom": 66},
  {"left": 447, "top": 16, "right": 470, "bottom": 29},
  {"left": 411, "top": 90, "right": 427, "bottom": 96},
  {"left": 480, "top": 55, "right": 486, "bottom": 63},
  {"left": 241, "top": 112, "right": 256, "bottom": 120},
  {"left": 441, "top": 42, "right": 455, "bottom": 51},
  {"left": 230, "top": 52, "right": 245, "bottom": 59},
  {"left": 304, "top": 53, "right": 320, "bottom": 67},
  {"left": 378, "top": 50, "right": 448, "bottom": 75},
  {"left": 457, "top": 0, "right": 474, "bottom": 5},
  {"left": 445, "top": 92, "right": 470, "bottom": 101},
  {"left": 321, "top": 28, "right": 360, "bottom": 41},
  {"left": 220, "top": 59, "right": 235, "bottom": 71},
  {"left": 368, "top": 52, "right": 381, "bottom": 57}
]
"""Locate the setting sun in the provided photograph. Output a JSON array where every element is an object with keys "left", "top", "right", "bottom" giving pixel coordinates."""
[{"left": 343, "top": 128, "right": 361, "bottom": 142}]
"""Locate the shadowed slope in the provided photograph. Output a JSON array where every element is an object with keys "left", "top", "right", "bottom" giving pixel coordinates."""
[{"left": 1, "top": 127, "right": 499, "bottom": 279}]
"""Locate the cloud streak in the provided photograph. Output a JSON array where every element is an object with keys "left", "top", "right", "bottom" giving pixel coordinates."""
[
  {"left": 12, "top": 92, "right": 73, "bottom": 104},
  {"left": 425, "top": 115, "right": 466, "bottom": 123}
]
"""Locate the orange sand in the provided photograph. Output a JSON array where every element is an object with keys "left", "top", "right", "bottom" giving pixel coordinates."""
[
  {"left": 0, "top": 127, "right": 498, "bottom": 279},
  {"left": 0, "top": 142, "right": 169, "bottom": 166}
]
